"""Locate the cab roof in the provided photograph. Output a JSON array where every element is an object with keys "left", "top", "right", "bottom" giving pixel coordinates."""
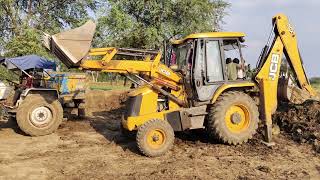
[{"left": 170, "top": 32, "right": 246, "bottom": 45}]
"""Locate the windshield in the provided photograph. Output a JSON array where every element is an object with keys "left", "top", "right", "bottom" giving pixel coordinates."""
[{"left": 223, "top": 40, "right": 243, "bottom": 59}]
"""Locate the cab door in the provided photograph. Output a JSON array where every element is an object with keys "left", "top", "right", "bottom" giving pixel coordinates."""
[{"left": 192, "top": 39, "right": 226, "bottom": 102}]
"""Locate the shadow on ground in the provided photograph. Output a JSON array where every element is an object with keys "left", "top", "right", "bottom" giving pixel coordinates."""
[
  {"left": 88, "top": 106, "right": 228, "bottom": 156},
  {"left": 0, "top": 117, "right": 25, "bottom": 135},
  {"left": 89, "top": 107, "right": 141, "bottom": 155}
]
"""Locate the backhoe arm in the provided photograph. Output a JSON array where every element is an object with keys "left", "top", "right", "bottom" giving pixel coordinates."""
[
  {"left": 274, "top": 14, "right": 317, "bottom": 97},
  {"left": 255, "top": 13, "right": 318, "bottom": 143}
]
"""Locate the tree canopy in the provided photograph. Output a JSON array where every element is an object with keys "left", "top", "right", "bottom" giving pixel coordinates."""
[
  {"left": 0, "top": 0, "right": 229, "bottom": 57},
  {"left": 95, "top": 0, "right": 229, "bottom": 49}
]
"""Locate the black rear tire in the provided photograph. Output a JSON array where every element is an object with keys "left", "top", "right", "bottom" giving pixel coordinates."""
[
  {"left": 207, "top": 91, "right": 259, "bottom": 145},
  {"left": 16, "top": 94, "right": 63, "bottom": 136}
]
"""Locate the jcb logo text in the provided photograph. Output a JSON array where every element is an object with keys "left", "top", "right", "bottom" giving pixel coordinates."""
[{"left": 269, "top": 54, "right": 280, "bottom": 80}]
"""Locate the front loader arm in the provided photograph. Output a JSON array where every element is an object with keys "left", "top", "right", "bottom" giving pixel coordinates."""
[
  {"left": 81, "top": 48, "right": 182, "bottom": 84},
  {"left": 255, "top": 14, "right": 318, "bottom": 143},
  {"left": 81, "top": 47, "right": 187, "bottom": 107},
  {"left": 41, "top": 21, "right": 182, "bottom": 84},
  {"left": 42, "top": 23, "right": 186, "bottom": 107}
]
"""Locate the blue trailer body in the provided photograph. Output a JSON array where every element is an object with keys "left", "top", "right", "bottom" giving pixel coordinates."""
[{"left": 45, "top": 72, "right": 86, "bottom": 95}]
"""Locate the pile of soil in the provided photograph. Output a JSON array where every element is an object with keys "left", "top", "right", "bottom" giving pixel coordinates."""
[
  {"left": 273, "top": 100, "right": 320, "bottom": 152},
  {"left": 85, "top": 89, "right": 128, "bottom": 115}
]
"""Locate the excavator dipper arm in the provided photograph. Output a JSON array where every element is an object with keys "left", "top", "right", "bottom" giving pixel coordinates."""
[{"left": 255, "top": 13, "right": 318, "bottom": 143}]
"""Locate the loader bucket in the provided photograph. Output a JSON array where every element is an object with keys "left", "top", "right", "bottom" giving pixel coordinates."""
[{"left": 42, "top": 20, "right": 96, "bottom": 68}]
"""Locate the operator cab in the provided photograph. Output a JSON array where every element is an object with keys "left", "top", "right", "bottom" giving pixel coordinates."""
[{"left": 167, "top": 32, "right": 249, "bottom": 102}]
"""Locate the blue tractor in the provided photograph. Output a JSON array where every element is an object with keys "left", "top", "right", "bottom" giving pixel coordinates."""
[{"left": 0, "top": 55, "right": 86, "bottom": 136}]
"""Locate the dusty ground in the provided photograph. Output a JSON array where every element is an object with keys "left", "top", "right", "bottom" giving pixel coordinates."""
[{"left": 0, "top": 90, "right": 320, "bottom": 179}]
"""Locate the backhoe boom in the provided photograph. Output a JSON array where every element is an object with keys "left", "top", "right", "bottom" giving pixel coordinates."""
[{"left": 255, "top": 13, "right": 318, "bottom": 143}]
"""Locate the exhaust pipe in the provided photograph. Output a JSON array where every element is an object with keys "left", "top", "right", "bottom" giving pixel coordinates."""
[{"left": 42, "top": 20, "right": 96, "bottom": 68}]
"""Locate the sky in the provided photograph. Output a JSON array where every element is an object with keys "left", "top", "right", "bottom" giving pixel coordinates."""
[{"left": 223, "top": 0, "right": 320, "bottom": 77}]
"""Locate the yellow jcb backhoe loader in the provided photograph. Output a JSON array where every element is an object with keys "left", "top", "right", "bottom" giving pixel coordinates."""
[{"left": 43, "top": 13, "right": 319, "bottom": 157}]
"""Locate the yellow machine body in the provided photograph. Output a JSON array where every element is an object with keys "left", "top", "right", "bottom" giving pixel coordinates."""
[
  {"left": 44, "top": 13, "right": 318, "bottom": 146},
  {"left": 123, "top": 85, "right": 184, "bottom": 131}
]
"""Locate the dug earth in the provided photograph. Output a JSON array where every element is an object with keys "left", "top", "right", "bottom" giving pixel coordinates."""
[{"left": 0, "top": 90, "right": 319, "bottom": 179}]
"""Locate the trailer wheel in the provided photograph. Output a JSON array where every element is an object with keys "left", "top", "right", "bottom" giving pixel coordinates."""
[
  {"left": 207, "top": 91, "right": 259, "bottom": 145},
  {"left": 16, "top": 94, "right": 63, "bottom": 136},
  {"left": 136, "top": 119, "right": 174, "bottom": 157}
]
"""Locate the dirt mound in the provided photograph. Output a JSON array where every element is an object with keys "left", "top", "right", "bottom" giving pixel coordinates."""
[
  {"left": 85, "top": 90, "right": 128, "bottom": 115},
  {"left": 273, "top": 101, "right": 320, "bottom": 152}
]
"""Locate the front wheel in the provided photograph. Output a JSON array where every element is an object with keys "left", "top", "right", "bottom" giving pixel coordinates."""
[
  {"left": 16, "top": 94, "right": 63, "bottom": 136},
  {"left": 136, "top": 119, "right": 174, "bottom": 157}
]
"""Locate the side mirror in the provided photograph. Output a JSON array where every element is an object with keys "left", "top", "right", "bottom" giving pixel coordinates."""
[{"left": 239, "top": 37, "right": 245, "bottom": 43}]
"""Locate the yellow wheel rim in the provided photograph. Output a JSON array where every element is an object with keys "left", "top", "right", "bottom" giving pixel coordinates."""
[
  {"left": 146, "top": 129, "right": 166, "bottom": 149},
  {"left": 225, "top": 104, "right": 250, "bottom": 133}
]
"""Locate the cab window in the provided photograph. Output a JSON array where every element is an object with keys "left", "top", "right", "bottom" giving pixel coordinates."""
[
  {"left": 205, "top": 40, "right": 224, "bottom": 82},
  {"left": 170, "top": 41, "right": 193, "bottom": 70},
  {"left": 223, "top": 39, "right": 242, "bottom": 62},
  {"left": 223, "top": 39, "right": 246, "bottom": 80}
]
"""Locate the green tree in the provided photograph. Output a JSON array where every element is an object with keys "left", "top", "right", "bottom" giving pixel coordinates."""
[
  {"left": 0, "top": 0, "right": 97, "bottom": 57},
  {"left": 5, "top": 28, "right": 50, "bottom": 57},
  {"left": 95, "top": 0, "right": 229, "bottom": 49}
]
